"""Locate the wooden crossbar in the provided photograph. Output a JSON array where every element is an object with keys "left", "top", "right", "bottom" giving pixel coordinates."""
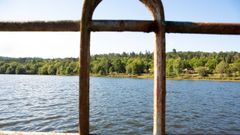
[
  {"left": 0, "top": 131, "right": 78, "bottom": 135},
  {"left": 0, "top": 20, "right": 240, "bottom": 35}
]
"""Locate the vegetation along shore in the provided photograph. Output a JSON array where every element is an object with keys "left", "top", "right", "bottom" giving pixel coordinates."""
[{"left": 0, "top": 50, "right": 240, "bottom": 81}]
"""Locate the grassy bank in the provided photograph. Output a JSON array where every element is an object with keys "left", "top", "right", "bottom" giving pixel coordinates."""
[
  {"left": 91, "top": 73, "right": 240, "bottom": 82},
  {"left": 168, "top": 75, "right": 240, "bottom": 82},
  {"left": 91, "top": 73, "right": 153, "bottom": 79}
]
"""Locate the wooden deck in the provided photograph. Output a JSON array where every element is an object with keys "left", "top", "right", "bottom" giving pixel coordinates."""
[{"left": 0, "top": 131, "right": 78, "bottom": 135}]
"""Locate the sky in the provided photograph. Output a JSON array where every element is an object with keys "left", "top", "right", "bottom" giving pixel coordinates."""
[{"left": 0, "top": 0, "right": 239, "bottom": 58}]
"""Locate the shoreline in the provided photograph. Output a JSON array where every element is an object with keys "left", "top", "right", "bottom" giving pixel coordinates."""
[
  {"left": 1, "top": 73, "right": 240, "bottom": 82},
  {"left": 90, "top": 74, "right": 240, "bottom": 82}
]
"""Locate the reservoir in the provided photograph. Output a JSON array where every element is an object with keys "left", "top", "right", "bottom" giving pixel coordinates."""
[{"left": 0, "top": 75, "right": 239, "bottom": 134}]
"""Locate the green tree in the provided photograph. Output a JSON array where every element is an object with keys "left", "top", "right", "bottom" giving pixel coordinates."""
[
  {"left": 166, "top": 59, "right": 175, "bottom": 77},
  {"left": 38, "top": 65, "right": 48, "bottom": 75},
  {"left": 196, "top": 67, "right": 209, "bottom": 77},
  {"left": 5, "top": 63, "right": 17, "bottom": 74},
  {"left": 172, "top": 58, "right": 182, "bottom": 76},
  {"left": 126, "top": 58, "right": 144, "bottom": 75},
  {"left": 25, "top": 64, "right": 38, "bottom": 74},
  {"left": 205, "top": 58, "right": 218, "bottom": 72},
  {"left": 5, "top": 66, "right": 15, "bottom": 74},
  {"left": 215, "top": 60, "right": 228, "bottom": 76},
  {"left": 56, "top": 66, "right": 66, "bottom": 75},
  {"left": 112, "top": 59, "right": 125, "bottom": 73},
  {"left": 48, "top": 65, "right": 57, "bottom": 75},
  {"left": 0, "top": 64, "right": 8, "bottom": 74},
  {"left": 15, "top": 65, "right": 26, "bottom": 74}
]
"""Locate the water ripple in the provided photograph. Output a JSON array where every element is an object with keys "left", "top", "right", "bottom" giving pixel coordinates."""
[{"left": 0, "top": 75, "right": 239, "bottom": 134}]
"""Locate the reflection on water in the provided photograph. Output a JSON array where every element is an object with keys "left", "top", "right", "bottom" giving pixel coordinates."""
[{"left": 0, "top": 75, "right": 239, "bottom": 134}]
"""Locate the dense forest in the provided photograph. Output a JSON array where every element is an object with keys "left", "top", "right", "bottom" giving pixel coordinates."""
[{"left": 1, "top": 50, "right": 240, "bottom": 80}]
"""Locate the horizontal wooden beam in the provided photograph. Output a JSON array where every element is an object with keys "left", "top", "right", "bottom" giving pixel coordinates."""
[
  {"left": 90, "top": 20, "right": 156, "bottom": 32},
  {"left": 0, "top": 21, "right": 80, "bottom": 31},
  {"left": 0, "top": 20, "right": 240, "bottom": 35},
  {"left": 166, "top": 21, "right": 240, "bottom": 35},
  {"left": 0, "top": 131, "right": 78, "bottom": 135}
]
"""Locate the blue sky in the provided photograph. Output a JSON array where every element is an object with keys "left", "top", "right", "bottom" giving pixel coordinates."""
[{"left": 0, "top": 0, "right": 239, "bottom": 58}]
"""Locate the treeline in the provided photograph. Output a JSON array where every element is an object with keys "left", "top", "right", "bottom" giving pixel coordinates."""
[
  {"left": 0, "top": 50, "right": 240, "bottom": 78},
  {"left": 91, "top": 50, "right": 240, "bottom": 77},
  {"left": 0, "top": 57, "right": 79, "bottom": 75},
  {"left": 166, "top": 50, "right": 240, "bottom": 77}
]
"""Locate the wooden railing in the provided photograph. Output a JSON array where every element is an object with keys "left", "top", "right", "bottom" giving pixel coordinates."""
[
  {"left": 0, "top": 0, "right": 240, "bottom": 135},
  {"left": 1, "top": 21, "right": 240, "bottom": 34}
]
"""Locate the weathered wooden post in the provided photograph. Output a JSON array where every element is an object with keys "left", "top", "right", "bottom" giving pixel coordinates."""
[
  {"left": 139, "top": 1, "right": 166, "bottom": 135},
  {"left": 79, "top": 0, "right": 102, "bottom": 135}
]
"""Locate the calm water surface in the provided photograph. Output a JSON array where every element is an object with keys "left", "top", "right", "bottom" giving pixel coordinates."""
[{"left": 0, "top": 75, "right": 239, "bottom": 134}]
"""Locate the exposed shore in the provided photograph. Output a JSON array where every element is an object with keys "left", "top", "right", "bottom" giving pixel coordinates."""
[
  {"left": 91, "top": 73, "right": 240, "bottom": 82},
  {"left": 1, "top": 73, "right": 240, "bottom": 82}
]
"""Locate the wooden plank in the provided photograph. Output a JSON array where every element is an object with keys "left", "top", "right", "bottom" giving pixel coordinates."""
[
  {"left": 0, "top": 21, "right": 240, "bottom": 35},
  {"left": 0, "top": 21, "right": 80, "bottom": 31},
  {"left": 0, "top": 131, "right": 78, "bottom": 135},
  {"left": 90, "top": 20, "right": 155, "bottom": 32},
  {"left": 140, "top": 0, "right": 166, "bottom": 135},
  {"left": 79, "top": 1, "right": 90, "bottom": 134},
  {"left": 166, "top": 21, "right": 240, "bottom": 35},
  {"left": 154, "top": 25, "right": 166, "bottom": 135},
  {"left": 79, "top": 0, "right": 102, "bottom": 135},
  {"left": 0, "top": 20, "right": 155, "bottom": 32}
]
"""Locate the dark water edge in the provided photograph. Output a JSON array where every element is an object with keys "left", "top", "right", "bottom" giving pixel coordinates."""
[
  {"left": 91, "top": 73, "right": 240, "bottom": 82},
  {"left": 0, "top": 75, "right": 239, "bottom": 134},
  {"left": 1, "top": 73, "right": 240, "bottom": 82}
]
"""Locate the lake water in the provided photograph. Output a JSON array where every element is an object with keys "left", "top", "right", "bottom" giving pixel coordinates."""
[{"left": 0, "top": 75, "right": 239, "bottom": 134}]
